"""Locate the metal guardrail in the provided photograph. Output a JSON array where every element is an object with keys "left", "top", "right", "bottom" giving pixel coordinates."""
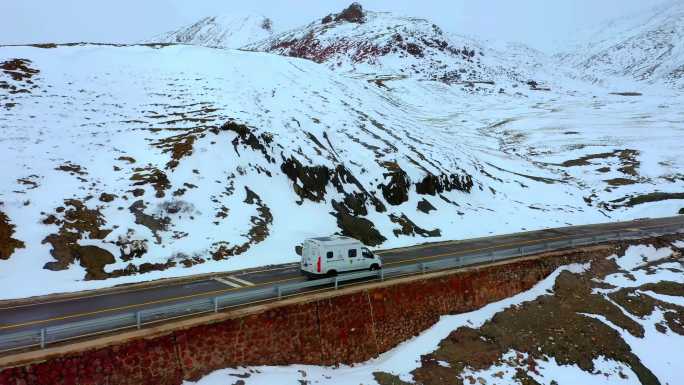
[{"left": 1, "top": 224, "right": 683, "bottom": 353}]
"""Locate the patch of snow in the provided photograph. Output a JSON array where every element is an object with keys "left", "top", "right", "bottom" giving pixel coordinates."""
[
  {"left": 638, "top": 290, "right": 684, "bottom": 307},
  {"left": 461, "top": 351, "right": 639, "bottom": 385},
  {"left": 585, "top": 309, "right": 684, "bottom": 385},
  {"left": 603, "top": 245, "right": 682, "bottom": 288}
]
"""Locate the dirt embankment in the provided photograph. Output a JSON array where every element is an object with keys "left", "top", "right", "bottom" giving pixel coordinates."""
[{"left": 387, "top": 238, "right": 684, "bottom": 385}]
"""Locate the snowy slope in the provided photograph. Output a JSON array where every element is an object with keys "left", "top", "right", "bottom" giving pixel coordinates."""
[
  {"left": 245, "top": 4, "right": 559, "bottom": 92},
  {"left": 0, "top": 43, "right": 683, "bottom": 299},
  {"left": 559, "top": 0, "right": 684, "bottom": 89},
  {"left": 149, "top": 13, "right": 275, "bottom": 48},
  {"left": 185, "top": 241, "right": 684, "bottom": 385}
]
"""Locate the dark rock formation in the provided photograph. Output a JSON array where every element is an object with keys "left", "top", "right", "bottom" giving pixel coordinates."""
[
  {"left": 390, "top": 214, "right": 441, "bottom": 237},
  {"left": 0, "top": 211, "right": 25, "bottom": 260},
  {"left": 281, "top": 156, "right": 331, "bottom": 204},
  {"left": 335, "top": 3, "right": 365, "bottom": 23},
  {"left": 417, "top": 198, "right": 436, "bottom": 214},
  {"left": 415, "top": 173, "right": 473, "bottom": 195},
  {"left": 380, "top": 169, "right": 411, "bottom": 206},
  {"left": 78, "top": 245, "right": 116, "bottom": 280},
  {"left": 331, "top": 201, "right": 386, "bottom": 246},
  {"left": 220, "top": 120, "right": 274, "bottom": 163}
]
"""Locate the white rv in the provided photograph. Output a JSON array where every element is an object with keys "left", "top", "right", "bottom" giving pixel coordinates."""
[{"left": 300, "top": 236, "right": 382, "bottom": 277}]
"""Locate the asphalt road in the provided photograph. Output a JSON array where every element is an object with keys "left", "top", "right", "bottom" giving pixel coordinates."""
[{"left": 1, "top": 216, "right": 683, "bottom": 335}]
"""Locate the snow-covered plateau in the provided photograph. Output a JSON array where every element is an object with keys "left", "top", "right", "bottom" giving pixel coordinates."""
[
  {"left": 184, "top": 241, "right": 684, "bottom": 385},
  {"left": 0, "top": 40, "right": 682, "bottom": 300}
]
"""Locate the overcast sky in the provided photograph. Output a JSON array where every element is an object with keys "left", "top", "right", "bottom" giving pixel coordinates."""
[{"left": 0, "top": 0, "right": 669, "bottom": 52}]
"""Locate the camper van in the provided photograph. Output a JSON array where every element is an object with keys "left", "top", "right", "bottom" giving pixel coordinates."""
[{"left": 300, "top": 236, "right": 382, "bottom": 277}]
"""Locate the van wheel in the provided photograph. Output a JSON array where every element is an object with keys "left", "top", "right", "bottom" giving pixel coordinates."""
[
  {"left": 327, "top": 270, "right": 338, "bottom": 277},
  {"left": 370, "top": 264, "right": 380, "bottom": 271}
]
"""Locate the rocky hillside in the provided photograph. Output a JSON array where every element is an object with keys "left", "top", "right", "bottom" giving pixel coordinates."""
[
  {"left": 149, "top": 13, "right": 275, "bottom": 48},
  {"left": 244, "top": 3, "right": 555, "bottom": 92},
  {"left": 1, "top": 42, "right": 683, "bottom": 299},
  {"left": 559, "top": 0, "right": 684, "bottom": 89}
]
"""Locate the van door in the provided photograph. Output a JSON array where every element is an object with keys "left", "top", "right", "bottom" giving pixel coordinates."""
[
  {"left": 346, "top": 246, "right": 362, "bottom": 271},
  {"left": 361, "top": 247, "right": 375, "bottom": 269}
]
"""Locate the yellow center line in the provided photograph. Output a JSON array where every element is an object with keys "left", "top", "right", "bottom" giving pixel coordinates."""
[
  {"left": 0, "top": 276, "right": 301, "bottom": 331},
  {"left": 0, "top": 221, "right": 679, "bottom": 331}
]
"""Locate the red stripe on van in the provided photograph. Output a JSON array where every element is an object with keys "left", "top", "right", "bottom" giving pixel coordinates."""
[{"left": 317, "top": 256, "right": 321, "bottom": 273}]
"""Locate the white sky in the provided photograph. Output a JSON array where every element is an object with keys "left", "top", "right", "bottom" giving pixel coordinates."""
[{"left": 0, "top": 0, "right": 670, "bottom": 52}]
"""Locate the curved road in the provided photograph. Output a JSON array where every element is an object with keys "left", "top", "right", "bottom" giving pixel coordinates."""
[{"left": 1, "top": 216, "right": 683, "bottom": 336}]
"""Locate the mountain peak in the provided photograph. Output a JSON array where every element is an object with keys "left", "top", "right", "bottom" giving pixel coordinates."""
[
  {"left": 150, "top": 13, "right": 275, "bottom": 49},
  {"left": 321, "top": 2, "right": 366, "bottom": 24}
]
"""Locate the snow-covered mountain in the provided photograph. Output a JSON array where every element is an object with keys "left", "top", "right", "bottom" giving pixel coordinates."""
[
  {"left": 1, "top": 42, "right": 683, "bottom": 299},
  {"left": 244, "top": 3, "right": 557, "bottom": 92},
  {"left": 150, "top": 13, "right": 275, "bottom": 48},
  {"left": 559, "top": 0, "right": 684, "bottom": 89}
]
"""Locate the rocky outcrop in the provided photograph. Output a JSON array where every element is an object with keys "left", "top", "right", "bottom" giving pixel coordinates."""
[
  {"left": 0, "top": 211, "right": 24, "bottom": 260},
  {"left": 380, "top": 169, "right": 411, "bottom": 206},
  {"left": 281, "top": 156, "right": 331, "bottom": 204},
  {"left": 331, "top": 201, "right": 386, "bottom": 246},
  {"left": 221, "top": 120, "right": 274, "bottom": 163},
  {"left": 335, "top": 3, "right": 365, "bottom": 23},
  {"left": 41, "top": 199, "right": 112, "bottom": 272},
  {"left": 415, "top": 172, "right": 474, "bottom": 195},
  {"left": 390, "top": 213, "right": 441, "bottom": 238}
]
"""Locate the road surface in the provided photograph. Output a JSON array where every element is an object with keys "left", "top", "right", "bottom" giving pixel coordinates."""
[{"left": 1, "top": 216, "right": 683, "bottom": 336}]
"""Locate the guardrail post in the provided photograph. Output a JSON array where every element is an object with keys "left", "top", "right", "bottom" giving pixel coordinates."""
[
  {"left": 334, "top": 277, "right": 339, "bottom": 290},
  {"left": 518, "top": 247, "right": 523, "bottom": 256},
  {"left": 488, "top": 251, "right": 494, "bottom": 261},
  {"left": 277, "top": 286, "right": 282, "bottom": 299},
  {"left": 420, "top": 263, "right": 426, "bottom": 274},
  {"left": 40, "top": 328, "right": 46, "bottom": 349},
  {"left": 213, "top": 297, "right": 218, "bottom": 313},
  {"left": 380, "top": 269, "right": 384, "bottom": 281},
  {"left": 136, "top": 311, "right": 141, "bottom": 330}
]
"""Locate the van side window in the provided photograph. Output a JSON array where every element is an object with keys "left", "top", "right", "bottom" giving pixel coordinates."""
[
  {"left": 362, "top": 248, "right": 373, "bottom": 258},
  {"left": 348, "top": 249, "right": 357, "bottom": 258},
  {"left": 326, "top": 251, "right": 334, "bottom": 259}
]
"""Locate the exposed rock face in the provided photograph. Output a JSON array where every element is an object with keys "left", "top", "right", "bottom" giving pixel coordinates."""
[
  {"left": 331, "top": 201, "right": 386, "bottom": 246},
  {"left": 415, "top": 173, "right": 473, "bottom": 195},
  {"left": 390, "top": 213, "right": 441, "bottom": 238},
  {"left": 281, "top": 156, "right": 331, "bottom": 204},
  {"left": 78, "top": 245, "right": 116, "bottom": 280},
  {"left": 335, "top": 3, "right": 365, "bottom": 23},
  {"left": 41, "top": 199, "right": 112, "bottom": 272},
  {"left": 0, "top": 58, "right": 40, "bottom": 97},
  {"left": 0, "top": 211, "right": 24, "bottom": 260},
  {"left": 416, "top": 198, "right": 436, "bottom": 214},
  {"left": 380, "top": 169, "right": 411, "bottom": 206},
  {"left": 222, "top": 120, "right": 274, "bottom": 163}
]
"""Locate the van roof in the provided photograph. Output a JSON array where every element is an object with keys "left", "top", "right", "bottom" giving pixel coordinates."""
[{"left": 306, "top": 235, "right": 360, "bottom": 245}]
